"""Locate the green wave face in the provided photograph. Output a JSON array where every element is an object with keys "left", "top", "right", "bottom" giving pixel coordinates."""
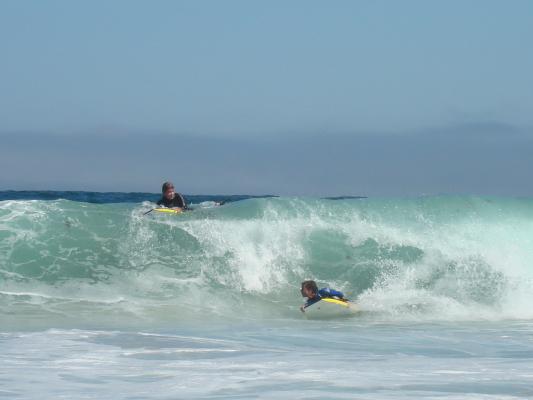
[{"left": 1, "top": 196, "right": 533, "bottom": 329}]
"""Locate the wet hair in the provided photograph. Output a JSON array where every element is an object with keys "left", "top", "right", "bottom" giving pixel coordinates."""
[
  {"left": 301, "top": 280, "right": 318, "bottom": 294},
  {"left": 162, "top": 181, "right": 175, "bottom": 193}
]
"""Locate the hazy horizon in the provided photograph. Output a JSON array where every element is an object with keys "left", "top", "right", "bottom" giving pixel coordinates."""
[{"left": 1, "top": 1, "right": 532, "bottom": 196}]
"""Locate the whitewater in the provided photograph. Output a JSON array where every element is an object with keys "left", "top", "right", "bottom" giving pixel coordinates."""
[{"left": 1, "top": 192, "right": 533, "bottom": 399}]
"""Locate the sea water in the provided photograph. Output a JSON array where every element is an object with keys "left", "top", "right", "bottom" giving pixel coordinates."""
[{"left": 1, "top": 192, "right": 533, "bottom": 399}]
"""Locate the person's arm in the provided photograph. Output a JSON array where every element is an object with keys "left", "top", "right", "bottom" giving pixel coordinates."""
[
  {"left": 300, "top": 296, "right": 321, "bottom": 312},
  {"left": 175, "top": 193, "right": 187, "bottom": 209}
]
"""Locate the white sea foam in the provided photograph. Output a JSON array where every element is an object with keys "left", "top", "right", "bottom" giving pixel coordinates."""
[{"left": 1, "top": 196, "right": 533, "bottom": 328}]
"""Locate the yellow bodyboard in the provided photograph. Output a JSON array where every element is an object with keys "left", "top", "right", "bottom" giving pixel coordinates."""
[
  {"left": 153, "top": 208, "right": 183, "bottom": 214},
  {"left": 321, "top": 297, "right": 351, "bottom": 307},
  {"left": 304, "top": 298, "right": 359, "bottom": 318}
]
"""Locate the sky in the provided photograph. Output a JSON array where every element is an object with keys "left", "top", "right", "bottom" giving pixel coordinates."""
[{"left": 1, "top": 0, "right": 532, "bottom": 196}]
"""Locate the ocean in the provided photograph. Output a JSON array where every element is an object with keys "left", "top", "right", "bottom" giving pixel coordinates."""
[{"left": 1, "top": 191, "right": 533, "bottom": 399}]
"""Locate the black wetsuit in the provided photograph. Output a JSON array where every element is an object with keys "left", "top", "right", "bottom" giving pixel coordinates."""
[{"left": 157, "top": 193, "right": 187, "bottom": 209}]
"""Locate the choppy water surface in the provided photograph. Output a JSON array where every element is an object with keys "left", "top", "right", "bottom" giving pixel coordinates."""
[{"left": 1, "top": 193, "right": 533, "bottom": 398}]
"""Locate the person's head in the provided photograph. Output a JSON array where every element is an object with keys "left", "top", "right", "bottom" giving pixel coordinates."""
[
  {"left": 301, "top": 280, "right": 318, "bottom": 298},
  {"left": 162, "top": 181, "right": 175, "bottom": 200}
]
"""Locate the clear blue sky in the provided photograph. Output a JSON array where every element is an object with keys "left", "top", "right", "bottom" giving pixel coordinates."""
[{"left": 1, "top": 1, "right": 532, "bottom": 196}]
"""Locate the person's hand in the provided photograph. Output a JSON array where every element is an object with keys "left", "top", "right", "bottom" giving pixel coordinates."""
[{"left": 300, "top": 305, "right": 305, "bottom": 313}]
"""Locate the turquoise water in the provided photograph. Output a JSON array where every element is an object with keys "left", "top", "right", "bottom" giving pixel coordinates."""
[{"left": 1, "top": 194, "right": 533, "bottom": 398}]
